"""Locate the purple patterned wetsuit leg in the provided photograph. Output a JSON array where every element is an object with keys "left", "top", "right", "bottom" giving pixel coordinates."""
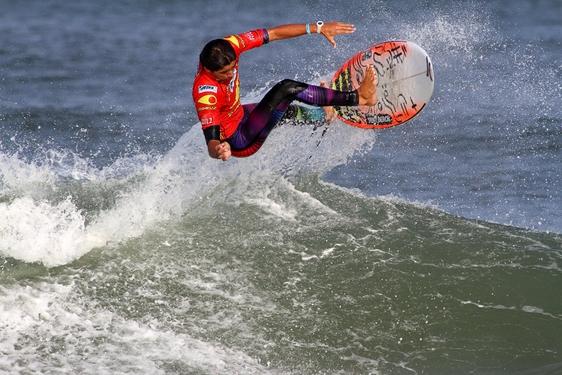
[{"left": 227, "top": 79, "right": 358, "bottom": 157}]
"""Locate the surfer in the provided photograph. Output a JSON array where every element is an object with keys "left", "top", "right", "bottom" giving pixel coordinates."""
[{"left": 192, "top": 22, "right": 376, "bottom": 161}]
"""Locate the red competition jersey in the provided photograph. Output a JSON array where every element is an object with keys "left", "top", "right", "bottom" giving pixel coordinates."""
[{"left": 192, "top": 29, "right": 269, "bottom": 140}]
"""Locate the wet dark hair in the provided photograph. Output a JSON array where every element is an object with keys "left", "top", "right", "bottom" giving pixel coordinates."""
[{"left": 199, "top": 39, "right": 236, "bottom": 72}]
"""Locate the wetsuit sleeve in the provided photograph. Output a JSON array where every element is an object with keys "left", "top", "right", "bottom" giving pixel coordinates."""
[
  {"left": 224, "top": 29, "right": 269, "bottom": 56},
  {"left": 193, "top": 84, "right": 222, "bottom": 141},
  {"left": 203, "top": 125, "right": 220, "bottom": 143}
]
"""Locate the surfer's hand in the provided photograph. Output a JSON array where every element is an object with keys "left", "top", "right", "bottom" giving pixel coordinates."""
[
  {"left": 320, "top": 22, "right": 356, "bottom": 48},
  {"left": 215, "top": 142, "right": 231, "bottom": 161}
]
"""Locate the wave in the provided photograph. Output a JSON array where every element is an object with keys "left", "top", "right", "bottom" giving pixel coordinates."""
[
  {"left": 1, "top": 161, "right": 560, "bottom": 372},
  {"left": 1, "top": 108, "right": 559, "bottom": 268},
  {"left": 0, "top": 112, "right": 378, "bottom": 267}
]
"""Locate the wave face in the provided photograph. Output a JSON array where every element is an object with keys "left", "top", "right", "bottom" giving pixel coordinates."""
[{"left": 1, "top": 0, "right": 561, "bottom": 373}]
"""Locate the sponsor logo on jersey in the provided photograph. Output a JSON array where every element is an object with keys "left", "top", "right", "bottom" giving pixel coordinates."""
[
  {"left": 243, "top": 31, "right": 256, "bottom": 41},
  {"left": 201, "top": 117, "right": 214, "bottom": 125},
  {"left": 198, "top": 85, "right": 218, "bottom": 94},
  {"left": 197, "top": 94, "right": 217, "bottom": 105},
  {"left": 197, "top": 106, "right": 216, "bottom": 111}
]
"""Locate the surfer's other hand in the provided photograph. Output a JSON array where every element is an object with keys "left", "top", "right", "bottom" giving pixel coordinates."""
[
  {"left": 215, "top": 142, "right": 231, "bottom": 161},
  {"left": 320, "top": 21, "right": 356, "bottom": 48}
]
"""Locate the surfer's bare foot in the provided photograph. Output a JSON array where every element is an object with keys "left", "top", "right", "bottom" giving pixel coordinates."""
[
  {"left": 358, "top": 66, "right": 377, "bottom": 106},
  {"left": 320, "top": 81, "right": 336, "bottom": 122}
]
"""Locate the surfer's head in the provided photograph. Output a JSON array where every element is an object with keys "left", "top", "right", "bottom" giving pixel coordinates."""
[{"left": 200, "top": 39, "right": 236, "bottom": 82}]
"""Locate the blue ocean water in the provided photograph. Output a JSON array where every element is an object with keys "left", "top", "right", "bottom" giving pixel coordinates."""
[{"left": 0, "top": 0, "right": 561, "bottom": 374}]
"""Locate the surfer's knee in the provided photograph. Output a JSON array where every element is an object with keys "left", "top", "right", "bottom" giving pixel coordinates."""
[{"left": 273, "top": 79, "right": 308, "bottom": 97}]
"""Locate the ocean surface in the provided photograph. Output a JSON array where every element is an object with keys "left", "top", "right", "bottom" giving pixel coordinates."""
[{"left": 1, "top": 0, "right": 561, "bottom": 374}]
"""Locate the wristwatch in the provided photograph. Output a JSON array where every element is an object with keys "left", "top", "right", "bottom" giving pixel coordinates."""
[{"left": 316, "top": 21, "right": 324, "bottom": 33}]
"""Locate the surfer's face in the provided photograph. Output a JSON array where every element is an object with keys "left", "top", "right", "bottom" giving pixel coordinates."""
[{"left": 209, "top": 61, "right": 236, "bottom": 83}]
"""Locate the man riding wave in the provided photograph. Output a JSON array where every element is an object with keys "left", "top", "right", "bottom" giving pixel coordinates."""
[{"left": 192, "top": 22, "right": 376, "bottom": 161}]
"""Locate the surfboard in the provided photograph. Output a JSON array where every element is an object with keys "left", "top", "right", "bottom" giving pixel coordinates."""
[{"left": 331, "top": 40, "right": 434, "bottom": 129}]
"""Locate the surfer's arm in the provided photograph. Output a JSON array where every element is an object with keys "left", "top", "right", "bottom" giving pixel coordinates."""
[{"left": 267, "top": 22, "right": 355, "bottom": 47}]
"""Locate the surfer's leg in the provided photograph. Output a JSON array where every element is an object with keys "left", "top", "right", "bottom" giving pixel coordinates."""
[
  {"left": 235, "top": 80, "right": 357, "bottom": 143},
  {"left": 227, "top": 103, "right": 288, "bottom": 157},
  {"left": 227, "top": 102, "right": 289, "bottom": 154},
  {"left": 293, "top": 82, "right": 359, "bottom": 107},
  {"left": 296, "top": 68, "right": 377, "bottom": 106},
  {"left": 227, "top": 79, "right": 359, "bottom": 157},
  {"left": 257, "top": 79, "right": 360, "bottom": 107}
]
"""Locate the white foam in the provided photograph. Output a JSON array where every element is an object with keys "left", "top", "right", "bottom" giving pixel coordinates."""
[
  {"left": 242, "top": 177, "right": 339, "bottom": 223},
  {"left": 83, "top": 128, "right": 218, "bottom": 243},
  {"left": 0, "top": 148, "right": 167, "bottom": 266},
  {"left": 0, "top": 129, "right": 211, "bottom": 266},
  {"left": 0, "top": 197, "right": 102, "bottom": 266},
  {"left": 0, "top": 152, "right": 57, "bottom": 197},
  {"left": 249, "top": 119, "right": 377, "bottom": 176},
  {"left": 246, "top": 195, "right": 298, "bottom": 222},
  {"left": 0, "top": 282, "right": 269, "bottom": 374},
  {"left": 460, "top": 300, "right": 562, "bottom": 320},
  {"left": 0, "top": 147, "right": 160, "bottom": 197}
]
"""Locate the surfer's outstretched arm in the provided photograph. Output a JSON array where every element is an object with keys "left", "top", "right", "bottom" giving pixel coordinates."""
[{"left": 267, "top": 22, "right": 355, "bottom": 48}]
